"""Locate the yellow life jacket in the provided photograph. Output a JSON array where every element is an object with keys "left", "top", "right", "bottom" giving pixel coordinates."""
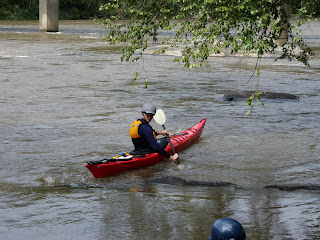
[{"left": 129, "top": 119, "right": 157, "bottom": 139}]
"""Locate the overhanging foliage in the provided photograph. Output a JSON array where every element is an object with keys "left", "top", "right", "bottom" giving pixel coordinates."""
[{"left": 99, "top": 0, "right": 312, "bottom": 70}]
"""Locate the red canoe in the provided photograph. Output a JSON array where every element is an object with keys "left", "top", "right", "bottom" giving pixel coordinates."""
[{"left": 85, "top": 118, "right": 207, "bottom": 178}]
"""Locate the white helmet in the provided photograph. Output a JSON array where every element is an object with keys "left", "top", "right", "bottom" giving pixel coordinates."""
[{"left": 142, "top": 103, "right": 156, "bottom": 115}]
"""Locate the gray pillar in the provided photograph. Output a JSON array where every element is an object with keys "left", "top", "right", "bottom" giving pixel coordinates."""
[
  {"left": 276, "top": 4, "right": 291, "bottom": 45},
  {"left": 39, "top": 0, "right": 59, "bottom": 32}
]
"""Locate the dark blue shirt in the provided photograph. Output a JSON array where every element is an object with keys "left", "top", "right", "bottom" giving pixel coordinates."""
[{"left": 138, "top": 120, "right": 170, "bottom": 158}]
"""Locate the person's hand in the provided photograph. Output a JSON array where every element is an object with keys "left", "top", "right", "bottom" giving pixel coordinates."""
[
  {"left": 158, "top": 130, "right": 169, "bottom": 136},
  {"left": 170, "top": 153, "right": 179, "bottom": 164}
]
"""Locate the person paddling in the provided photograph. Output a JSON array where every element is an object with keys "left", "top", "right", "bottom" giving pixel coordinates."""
[{"left": 129, "top": 103, "right": 179, "bottom": 163}]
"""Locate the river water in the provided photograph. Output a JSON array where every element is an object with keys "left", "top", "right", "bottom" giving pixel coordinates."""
[{"left": 0, "top": 20, "right": 319, "bottom": 240}]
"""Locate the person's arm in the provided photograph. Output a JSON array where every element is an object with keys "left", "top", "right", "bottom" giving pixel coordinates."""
[
  {"left": 155, "top": 129, "right": 180, "bottom": 162},
  {"left": 139, "top": 124, "right": 170, "bottom": 158},
  {"left": 156, "top": 129, "right": 169, "bottom": 136}
]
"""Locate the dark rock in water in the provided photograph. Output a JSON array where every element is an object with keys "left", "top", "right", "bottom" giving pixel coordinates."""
[
  {"left": 264, "top": 184, "right": 320, "bottom": 191},
  {"left": 57, "top": 183, "right": 104, "bottom": 188},
  {"left": 146, "top": 176, "right": 232, "bottom": 187},
  {"left": 223, "top": 91, "right": 299, "bottom": 101}
]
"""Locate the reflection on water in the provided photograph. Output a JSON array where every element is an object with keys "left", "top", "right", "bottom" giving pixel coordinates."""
[{"left": 0, "top": 20, "right": 319, "bottom": 239}]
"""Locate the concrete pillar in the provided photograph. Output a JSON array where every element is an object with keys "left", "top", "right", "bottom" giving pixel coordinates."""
[
  {"left": 276, "top": 4, "right": 291, "bottom": 45},
  {"left": 39, "top": 0, "right": 59, "bottom": 32}
]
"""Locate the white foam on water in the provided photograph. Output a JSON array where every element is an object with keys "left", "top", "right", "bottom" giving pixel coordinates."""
[
  {"left": 178, "top": 164, "right": 186, "bottom": 170},
  {"left": 44, "top": 176, "right": 56, "bottom": 185}
]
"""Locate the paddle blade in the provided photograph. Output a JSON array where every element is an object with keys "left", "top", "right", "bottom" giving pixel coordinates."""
[{"left": 154, "top": 109, "right": 166, "bottom": 125}]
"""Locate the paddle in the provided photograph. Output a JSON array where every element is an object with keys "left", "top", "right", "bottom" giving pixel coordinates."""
[{"left": 154, "top": 109, "right": 180, "bottom": 165}]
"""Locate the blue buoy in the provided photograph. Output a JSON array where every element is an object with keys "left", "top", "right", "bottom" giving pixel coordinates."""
[{"left": 208, "top": 218, "right": 246, "bottom": 240}]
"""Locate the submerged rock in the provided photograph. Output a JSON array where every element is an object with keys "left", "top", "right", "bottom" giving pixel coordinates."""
[
  {"left": 264, "top": 184, "right": 320, "bottom": 191},
  {"left": 223, "top": 91, "right": 299, "bottom": 101},
  {"left": 146, "top": 176, "right": 232, "bottom": 187}
]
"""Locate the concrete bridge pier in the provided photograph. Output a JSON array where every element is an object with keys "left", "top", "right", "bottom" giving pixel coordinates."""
[
  {"left": 276, "top": 4, "right": 291, "bottom": 45},
  {"left": 39, "top": 0, "right": 59, "bottom": 32}
]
